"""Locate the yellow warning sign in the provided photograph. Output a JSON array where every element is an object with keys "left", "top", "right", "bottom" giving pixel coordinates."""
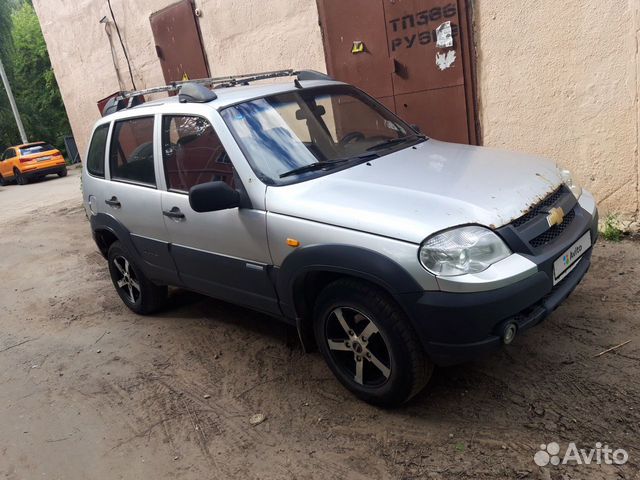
[
  {"left": 182, "top": 72, "right": 190, "bottom": 81},
  {"left": 351, "top": 41, "right": 364, "bottom": 54}
]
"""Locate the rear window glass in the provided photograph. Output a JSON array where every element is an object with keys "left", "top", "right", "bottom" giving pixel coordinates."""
[
  {"left": 109, "top": 117, "right": 156, "bottom": 186},
  {"left": 86, "top": 124, "right": 109, "bottom": 177},
  {"left": 20, "top": 144, "right": 55, "bottom": 156}
]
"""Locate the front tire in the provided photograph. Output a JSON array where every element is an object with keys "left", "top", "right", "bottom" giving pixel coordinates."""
[
  {"left": 0, "top": 174, "right": 7, "bottom": 186},
  {"left": 313, "top": 279, "right": 433, "bottom": 407},
  {"left": 107, "top": 241, "right": 167, "bottom": 314},
  {"left": 58, "top": 167, "right": 67, "bottom": 177}
]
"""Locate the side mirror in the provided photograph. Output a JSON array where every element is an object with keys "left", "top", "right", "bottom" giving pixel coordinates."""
[{"left": 189, "top": 181, "right": 240, "bottom": 212}]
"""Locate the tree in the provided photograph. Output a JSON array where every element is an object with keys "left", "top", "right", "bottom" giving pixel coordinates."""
[
  {"left": 0, "top": 0, "right": 20, "bottom": 150},
  {"left": 10, "top": 2, "right": 70, "bottom": 153}
]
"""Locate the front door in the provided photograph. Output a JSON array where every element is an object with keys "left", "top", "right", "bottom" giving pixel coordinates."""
[
  {"left": 158, "top": 114, "right": 280, "bottom": 315},
  {"left": 0, "top": 148, "right": 16, "bottom": 178},
  {"left": 317, "top": 0, "right": 477, "bottom": 145}
]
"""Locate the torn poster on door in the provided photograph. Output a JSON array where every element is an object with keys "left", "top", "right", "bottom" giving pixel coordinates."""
[
  {"left": 436, "top": 21, "right": 453, "bottom": 48},
  {"left": 435, "top": 50, "right": 456, "bottom": 70}
]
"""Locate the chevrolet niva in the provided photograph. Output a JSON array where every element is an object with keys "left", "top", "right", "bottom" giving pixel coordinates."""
[{"left": 82, "top": 70, "right": 598, "bottom": 406}]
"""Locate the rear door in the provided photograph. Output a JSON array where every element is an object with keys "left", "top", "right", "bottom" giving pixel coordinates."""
[
  {"left": 104, "top": 115, "right": 177, "bottom": 284},
  {"left": 158, "top": 113, "right": 279, "bottom": 315}
]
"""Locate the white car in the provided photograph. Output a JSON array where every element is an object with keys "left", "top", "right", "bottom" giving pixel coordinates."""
[{"left": 82, "top": 70, "right": 598, "bottom": 406}]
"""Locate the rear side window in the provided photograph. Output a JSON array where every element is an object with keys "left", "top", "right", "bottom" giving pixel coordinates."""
[
  {"left": 109, "top": 117, "right": 156, "bottom": 186},
  {"left": 86, "top": 124, "right": 109, "bottom": 177},
  {"left": 161, "top": 115, "right": 235, "bottom": 192},
  {"left": 2, "top": 148, "right": 16, "bottom": 160}
]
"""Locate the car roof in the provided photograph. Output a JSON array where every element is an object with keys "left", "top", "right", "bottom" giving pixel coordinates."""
[
  {"left": 99, "top": 79, "right": 345, "bottom": 124},
  {"left": 17, "top": 141, "right": 49, "bottom": 148}
]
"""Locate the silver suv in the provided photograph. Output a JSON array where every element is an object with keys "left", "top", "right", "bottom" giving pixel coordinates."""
[{"left": 82, "top": 70, "right": 598, "bottom": 406}]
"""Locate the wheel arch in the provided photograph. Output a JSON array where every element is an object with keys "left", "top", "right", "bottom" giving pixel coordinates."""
[
  {"left": 89, "top": 212, "right": 179, "bottom": 286},
  {"left": 276, "top": 244, "right": 422, "bottom": 351},
  {"left": 93, "top": 226, "right": 119, "bottom": 258}
]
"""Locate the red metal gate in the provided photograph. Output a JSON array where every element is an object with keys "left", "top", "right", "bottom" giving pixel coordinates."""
[
  {"left": 150, "top": 0, "right": 210, "bottom": 84},
  {"left": 317, "top": 0, "right": 477, "bottom": 145}
]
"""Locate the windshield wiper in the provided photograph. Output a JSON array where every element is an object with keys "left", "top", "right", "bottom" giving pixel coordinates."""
[
  {"left": 279, "top": 158, "right": 351, "bottom": 178},
  {"left": 365, "top": 135, "right": 425, "bottom": 152},
  {"left": 279, "top": 153, "right": 378, "bottom": 179}
]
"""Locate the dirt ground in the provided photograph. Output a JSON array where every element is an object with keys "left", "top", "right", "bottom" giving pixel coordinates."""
[{"left": 0, "top": 168, "right": 639, "bottom": 480}]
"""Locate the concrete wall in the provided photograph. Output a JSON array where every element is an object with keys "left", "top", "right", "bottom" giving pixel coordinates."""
[
  {"left": 32, "top": 0, "right": 326, "bottom": 157},
  {"left": 473, "top": 0, "right": 640, "bottom": 224}
]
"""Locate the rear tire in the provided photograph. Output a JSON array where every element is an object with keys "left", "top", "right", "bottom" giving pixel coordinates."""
[
  {"left": 107, "top": 241, "right": 167, "bottom": 314},
  {"left": 14, "top": 169, "right": 27, "bottom": 185},
  {"left": 58, "top": 167, "right": 67, "bottom": 177},
  {"left": 313, "top": 278, "right": 433, "bottom": 407}
]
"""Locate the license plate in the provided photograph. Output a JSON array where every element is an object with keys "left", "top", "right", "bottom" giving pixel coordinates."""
[
  {"left": 553, "top": 231, "right": 591, "bottom": 284},
  {"left": 37, "top": 156, "right": 51, "bottom": 162}
]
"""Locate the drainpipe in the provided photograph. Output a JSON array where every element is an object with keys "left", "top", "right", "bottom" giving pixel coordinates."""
[{"left": 0, "top": 55, "right": 28, "bottom": 144}]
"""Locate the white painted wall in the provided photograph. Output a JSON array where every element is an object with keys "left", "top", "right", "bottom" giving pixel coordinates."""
[{"left": 473, "top": 0, "right": 640, "bottom": 223}]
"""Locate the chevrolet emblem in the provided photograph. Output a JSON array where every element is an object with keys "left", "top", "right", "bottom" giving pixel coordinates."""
[{"left": 546, "top": 207, "right": 565, "bottom": 227}]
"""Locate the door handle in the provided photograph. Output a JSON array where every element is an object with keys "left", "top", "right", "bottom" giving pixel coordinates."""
[
  {"left": 105, "top": 196, "right": 121, "bottom": 208},
  {"left": 163, "top": 207, "right": 185, "bottom": 220}
]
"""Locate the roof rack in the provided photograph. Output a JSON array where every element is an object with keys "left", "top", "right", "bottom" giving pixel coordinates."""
[
  {"left": 102, "top": 69, "right": 333, "bottom": 116},
  {"left": 118, "top": 69, "right": 332, "bottom": 101}
]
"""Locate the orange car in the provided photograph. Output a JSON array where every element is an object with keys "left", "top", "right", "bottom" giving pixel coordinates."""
[{"left": 0, "top": 142, "right": 67, "bottom": 186}]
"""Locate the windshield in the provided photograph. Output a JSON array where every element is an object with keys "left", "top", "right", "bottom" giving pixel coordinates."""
[
  {"left": 220, "top": 85, "right": 422, "bottom": 184},
  {"left": 20, "top": 143, "right": 55, "bottom": 156}
]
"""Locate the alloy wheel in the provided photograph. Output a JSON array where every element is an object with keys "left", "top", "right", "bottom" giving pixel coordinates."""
[
  {"left": 325, "top": 307, "right": 391, "bottom": 387},
  {"left": 113, "top": 255, "right": 141, "bottom": 304}
]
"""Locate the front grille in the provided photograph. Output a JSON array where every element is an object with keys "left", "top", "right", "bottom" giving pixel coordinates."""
[
  {"left": 511, "top": 185, "right": 568, "bottom": 228},
  {"left": 529, "top": 208, "right": 576, "bottom": 248}
]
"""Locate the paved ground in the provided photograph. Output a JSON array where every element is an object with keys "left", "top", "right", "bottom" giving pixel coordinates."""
[{"left": 0, "top": 169, "right": 639, "bottom": 479}]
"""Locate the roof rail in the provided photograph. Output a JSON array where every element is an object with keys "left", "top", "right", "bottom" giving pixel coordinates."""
[
  {"left": 116, "top": 69, "right": 293, "bottom": 102},
  {"left": 104, "top": 69, "right": 335, "bottom": 115},
  {"left": 116, "top": 69, "right": 335, "bottom": 102},
  {"left": 295, "top": 70, "right": 333, "bottom": 81}
]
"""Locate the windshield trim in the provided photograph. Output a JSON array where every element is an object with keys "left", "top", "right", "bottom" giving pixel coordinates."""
[{"left": 219, "top": 84, "right": 427, "bottom": 186}]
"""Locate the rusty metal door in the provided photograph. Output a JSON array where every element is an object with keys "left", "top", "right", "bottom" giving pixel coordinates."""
[
  {"left": 150, "top": 0, "right": 210, "bottom": 84},
  {"left": 317, "top": 0, "right": 477, "bottom": 145},
  {"left": 316, "top": 0, "right": 396, "bottom": 113}
]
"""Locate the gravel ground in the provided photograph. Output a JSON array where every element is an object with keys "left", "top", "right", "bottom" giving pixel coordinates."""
[{"left": 0, "top": 169, "right": 638, "bottom": 479}]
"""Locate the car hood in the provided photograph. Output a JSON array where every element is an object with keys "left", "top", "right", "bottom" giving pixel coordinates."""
[{"left": 265, "top": 140, "right": 562, "bottom": 244}]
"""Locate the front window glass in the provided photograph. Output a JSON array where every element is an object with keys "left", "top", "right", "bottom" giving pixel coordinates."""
[
  {"left": 161, "top": 115, "right": 235, "bottom": 192},
  {"left": 221, "top": 86, "right": 421, "bottom": 184}
]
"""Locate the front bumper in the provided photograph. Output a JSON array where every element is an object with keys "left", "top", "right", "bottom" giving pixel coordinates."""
[{"left": 398, "top": 194, "right": 598, "bottom": 366}]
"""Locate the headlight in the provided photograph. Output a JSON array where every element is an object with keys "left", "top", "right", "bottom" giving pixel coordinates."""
[
  {"left": 419, "top": 226, "right": 511, "bottom": 276},
  {"left": 560, "top": 169, "right": 582, "bottom": 199}
]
